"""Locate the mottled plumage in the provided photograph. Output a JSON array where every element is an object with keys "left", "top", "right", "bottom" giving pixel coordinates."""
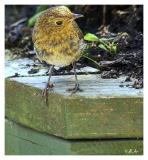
[
  {"left": 32, "top": 6, "right": 84, "bottom": 66},
  {"left": 32, "top": 6, "right": 84, "bottom": 103}
]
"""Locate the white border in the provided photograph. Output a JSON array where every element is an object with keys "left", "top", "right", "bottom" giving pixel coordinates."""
[
  {"left": 0, "top": 0, "right": 5, "bottom": 158},
  {"left": 3, "top": 0, "right": 144, "bottom": 5},
  {"left": 1, "top": 0, "right": 146, "bottom": 160}
]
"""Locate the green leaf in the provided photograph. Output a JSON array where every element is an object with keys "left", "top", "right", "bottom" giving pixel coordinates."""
[
  {"left": 28, "top": 11, "right": 45, "bottom": 27},
  {"left": 111, "top": 45, "right": 117, "bottom": 54},
  {"left": 98, "top": 44, "right": 109, "bottom": 52},
  {"left": 84, "top": 33, "right": 99, "bottom": 42}
]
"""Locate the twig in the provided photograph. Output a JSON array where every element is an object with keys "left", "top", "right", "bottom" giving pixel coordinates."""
[{"left": 10, "top": 18, "right": 27, "bottom": 28}]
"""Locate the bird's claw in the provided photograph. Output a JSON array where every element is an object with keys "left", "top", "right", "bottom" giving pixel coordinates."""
[
  {"left": 67, "top": 83, "right": 82, "bottom": 94},
  {"left": 42, "top": 82, "right": 54, "bottom": 105}
]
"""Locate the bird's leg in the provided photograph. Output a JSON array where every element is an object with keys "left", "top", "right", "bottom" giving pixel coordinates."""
[
  {"left": 67, "top": 62, "right": 82, "bottom": 93},
  {"left": 42, "top": 65, "right": 54, "bottom": 104}
]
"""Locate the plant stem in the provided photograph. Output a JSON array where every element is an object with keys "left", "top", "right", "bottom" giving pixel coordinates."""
[{"left": 82, "top": 54, "right": 100, "bottom": 67}]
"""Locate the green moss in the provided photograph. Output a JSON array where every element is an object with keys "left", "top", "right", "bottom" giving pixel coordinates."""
[
  {"left": 5, "top": 79, "right": 143, "bottom": 139},
  {"left": 5, "top": 119, "right": 143, "bottom": 155}
]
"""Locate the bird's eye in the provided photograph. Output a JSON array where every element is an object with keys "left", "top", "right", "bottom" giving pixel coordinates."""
[{"left": 55, "top": 20, "right": 63, "bottom": 26}]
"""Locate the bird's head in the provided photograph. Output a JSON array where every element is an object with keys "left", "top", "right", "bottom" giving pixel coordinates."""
[{"left": 35, "top": 6, "right": 83, "bottom": 32}]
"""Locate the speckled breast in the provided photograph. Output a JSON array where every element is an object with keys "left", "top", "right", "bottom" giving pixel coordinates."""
[{"left": 34, "top": 35, "right": 83, "bottom": 67}]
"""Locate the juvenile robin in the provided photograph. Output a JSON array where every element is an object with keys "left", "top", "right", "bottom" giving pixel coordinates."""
[{"left": 32, "top": 6, "right": 84, "bottom": 103}]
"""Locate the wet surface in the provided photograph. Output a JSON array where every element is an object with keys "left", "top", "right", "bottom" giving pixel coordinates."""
[{"left": 5, "top": 58, "right": 143, "bottom": 98}]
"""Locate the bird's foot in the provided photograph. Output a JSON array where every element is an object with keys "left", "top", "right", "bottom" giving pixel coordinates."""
[
  {"left": 42, "top": 82, "right": 54, "bottom": 105},
  {"left": 67, "top": 83, "right": 82, "bottom": 94}
]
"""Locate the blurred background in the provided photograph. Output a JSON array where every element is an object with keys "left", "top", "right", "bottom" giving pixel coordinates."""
[{"left": 5, "top": 5, "right": 143, "bottom": 32}]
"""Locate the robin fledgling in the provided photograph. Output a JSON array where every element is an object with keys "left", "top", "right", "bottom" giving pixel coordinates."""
[{"left": 32, "top": 6, "right": 84, "bottom": 103}]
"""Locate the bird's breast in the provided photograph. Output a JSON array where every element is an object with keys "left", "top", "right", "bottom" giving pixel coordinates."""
[{"left": 33, "top": 25, "right": 83, "bottom": 66}]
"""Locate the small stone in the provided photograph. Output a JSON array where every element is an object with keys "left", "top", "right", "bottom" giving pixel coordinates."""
[
  {"left": 112, "top": 74, "right": 118, "bottom": 79},
  {"left": 125, "top": 76, "right": 131, "bottom": 82},
  {"left": 28, "top": 68, "right": 39, "bottom": 74},
  {"left": 119, "top": 84, "right": 124, "bottom": 87},
  {"left": 132, "top": 80, "right": 142, "bottom": 89},
  {"left": 14, "top": 73, "right": 19, "bottom": 77},
  {"left": 101, "top": 71, "right": 111, "bottom": 79}
]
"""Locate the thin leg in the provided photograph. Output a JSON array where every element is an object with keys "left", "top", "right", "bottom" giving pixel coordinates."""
[
  {"left": 42, "top": 65, "right": 54, "bottom": 104},
  {"left": 67, "top": 62, "right": 82, "bottom": 93}
]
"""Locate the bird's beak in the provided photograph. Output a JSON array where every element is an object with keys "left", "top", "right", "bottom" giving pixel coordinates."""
[{"left": 73, "top": 13, "right": 84, "bottom": 19}]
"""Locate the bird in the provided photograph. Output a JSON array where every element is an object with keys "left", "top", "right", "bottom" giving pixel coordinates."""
[{"left": 32, "top": 6, "right": 84, "bottom": 103}]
